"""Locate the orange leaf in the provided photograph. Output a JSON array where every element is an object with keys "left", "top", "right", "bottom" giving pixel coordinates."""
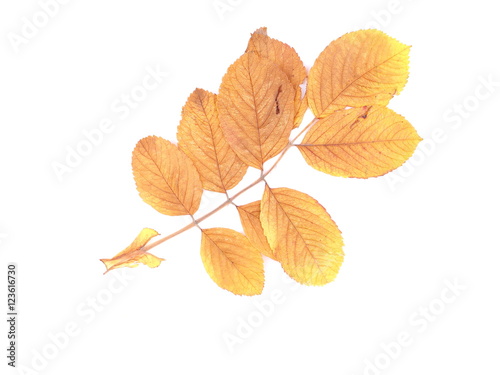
[
  {"left": 177, "top": 89, "right": 248, "bottom": 192},
  {"left": 307, "top": 29, "right": 410, "bottom": 118},
  {"left": 246, "top": 27, "right": 308, "bottom": 128},
  {"left": 260, "top": 186, "right": 344, "bottom": 286},
  {"left": 100, "top": 228, "right": 164, "bottom": 274},
  {"left": 237, "top": 201, "right": 276, "bottom": 260},
  {"left": 246, "top": 27, "right": 307, "bottom": 87},
  {"left": 132, "top": 136, "right": 203, "bottom": 216},
  {"left": 218, "top": 52, "right": 295, "bottom": 169},
  {"left": 297, "top": 106, "right": 422, "bottom": 178},
  {"left": 294, "top": 88, "right": 308, "bottom": 129},
  {"left": 200, "top": 228, "right": 264, "bottom": 296}
]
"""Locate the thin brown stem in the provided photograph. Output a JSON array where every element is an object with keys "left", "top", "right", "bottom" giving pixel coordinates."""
[
  {"left": 141, "top": 117, "right": 319, "bottom": 253},
  {"left": 141, "top": 199, "right": 230, "bottom": 252}
]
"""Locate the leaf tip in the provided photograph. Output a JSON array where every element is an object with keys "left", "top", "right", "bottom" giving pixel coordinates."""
[{"left": 252, "top": 26, "right": 268, "bottom": 36}]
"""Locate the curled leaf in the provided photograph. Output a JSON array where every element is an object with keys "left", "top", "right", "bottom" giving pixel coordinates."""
[
  {"left": 237, "top": 200, "right": 276, "bottom": 260},
  {"left": 177, "top": 89, "right": 248, "bottom": 192},
  {"left": 260, "top": 186, "right": 344, "bottom": 286},
  {"left": 133, "top": 136, "right": 203, "bottom": 216},
  {"left": 218, "top": 52, "right": 295, "bottom": 169},
  {"left": 200, "top": 227, "right": 264, "bottom": 296},
  {"left": 307, "top": 29, "right": 410, "bottom": 118},
  {"left": 297, "top": 106, "right": 422, "bottom": 178},
  {"left": 100, "top": 228, "right": 164, "bottom": 274}
]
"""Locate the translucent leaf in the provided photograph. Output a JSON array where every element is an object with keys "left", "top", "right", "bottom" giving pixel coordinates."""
[
  {"left": 200, "top": 227, "right": 265, "bottom": 296},
  {"left": 100, "top": 228, "right": 164, "bottom": 274},
  {"left": 294, "top": 88, "right": 308, "bottom": 129},
  {"left": 260, "top": 186, "right": 344, "bottom": 286},
  {"left": 237, "top": 200, "right": 276, "bottom": 260},
  {"left": 246, "top": 27, "right": 307, "bottom": 87},
  {"left": 177, "top": 89, "right": 248, "bottom": 192},
  {"left": 218, "top": 53, "right": 295, "bottom": 169},
  {"left": 307, "top": 29, "right": 410, "bottom": 118},
  {"left": 132, "top": 136, "right": 203, "bottom": 216},
  {"left": 246, "top": 27, "right": 308, "bottom": 128},
  {"left": 297, "top": 106, "right": 422, "bottom": 178}
]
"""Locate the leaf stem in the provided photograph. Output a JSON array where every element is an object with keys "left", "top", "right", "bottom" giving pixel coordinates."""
[{"left": 141, "top": 117, "right": 318, "bottom": 253}]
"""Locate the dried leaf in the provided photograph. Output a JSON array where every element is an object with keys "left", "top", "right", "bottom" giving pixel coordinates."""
[
  {"left": 294, "top": 87, "right": 308, "bottom": 128},
  {"left": 218, "top": 52, "right": 295, "bottom": 169},
  {"left": 200, "top": 227, "right": 264, "bottom": 296},
  {"left": 177, "top": 89, "right": 248, "bottom": 192},
  {"left": 260, "top": 186, "right": 344, "bottom": 286},
  {"left": 237, "top": 201, "right": 276, "bottom": 260},
  {"left": 246, "top": 27, "right": 308, "bottom": 128},
  {"left": 100, "top": 228, "right": 164, "bottom": 274},
  {"left": 246, "top": 27, "right": 307, "bottom": 87},
  {"left": 102, "top": 28, "right": 421, "bottom": 297},
  {"left": 307, "top": 29, "right": 410, "bottom": 118},
  {"left": 133, "top": 136, "right": 203, "bottom": 216},
  {"left": 297, "top": 106, "right": 422, "bottom": 178}
]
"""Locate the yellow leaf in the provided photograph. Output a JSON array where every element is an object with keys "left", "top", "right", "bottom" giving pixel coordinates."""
[
  {"left": 307, "top": 29, "right": 410, "bottom": 118},
  {"left": 246, "top": 27, "right": 307, "bottom": 87},
  {"left": 294, "top": 88, "right": 308, "bottom": 128},
  {"left": 100, "top": 228, "right": 164, "bottom": 274},
  {"left": 132, "top": 136, "right": 203, "bottom": 216},
  {"left": 246, "top": 27, "right": 308, "bottom": 128},
  {"left": 218, "top": 52, "right": 295, "bottom": 169},
  {"left": 177, "top": 89, "right": 248, "bottom": 192},
  {"left": 237, "top": 201, "right": 276, "bottom": 260},
  {"left": 297, "top": 106, "right": 422, "bottom": 178},
  {"left": 200, "top": 228, "right": 264, "bottom": 295},
  {"left": 260, "top": 186, "right": 344, "bottom": 286}
]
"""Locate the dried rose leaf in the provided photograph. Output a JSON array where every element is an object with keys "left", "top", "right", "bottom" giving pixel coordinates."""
[
  {"left": 177, "top": 89, "right": 248, "bottom": 192},
  {"left": 237, "top": 200, "right": 276, "bottom": 260},
  {"left": 200, "top": 227, "right": 264, "bottom": 296},
  {"left": 246, "top": 27, "right": 306, "bottom": 87},
  {"left": 133, "top": 136, "right": 203, "bottom": 216},
  {"left": 218, "top": 52, "right": 295, "bottom": 169},
  {"left": 246, "top": 27, "right": 308, "bottom": 128},
  {"left": 308, "top": 29, "right": 410, "bottom": 118},
  {"left": 260, "top": 186, "right": 344, "bottom": 285},
  {"left": 101, "top": 228, "right": 164, "bottom": 274},
  {"left": 297, "top": 106, "right": 422, "bottom": 178}
]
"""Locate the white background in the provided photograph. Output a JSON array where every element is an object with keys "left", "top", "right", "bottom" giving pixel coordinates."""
[{"left": 1, "top": 0, "right": 499, "bottom": 374}]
